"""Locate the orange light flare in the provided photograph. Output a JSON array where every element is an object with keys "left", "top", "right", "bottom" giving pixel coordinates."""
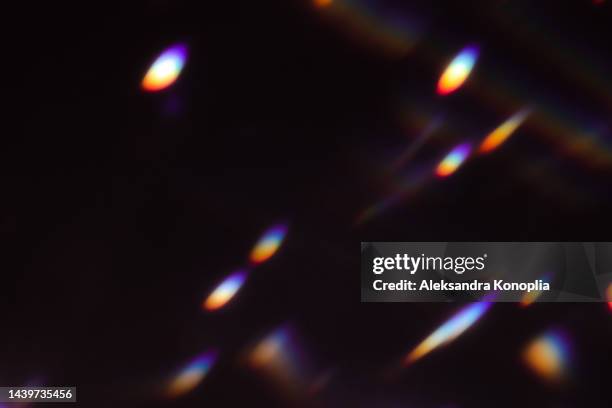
[
  {"left": 249, "top": 224, "right": 288, "bottom": 265},
  {"left": 479, "top": 108, "right": 532, "bottom": 154},
  {"left": 165, "top": 351, "right": 218, "bottom": 399},
  {"left": 522, "top": 331, "right": 570, "bottom": 384}
]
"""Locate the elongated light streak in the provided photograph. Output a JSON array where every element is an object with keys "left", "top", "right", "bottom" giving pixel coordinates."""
[
  {"left": 435, "top": 143, "right": 472, "bottom": 177},
  {"left": 387, "top": 117, "right": 443, "bottom": 174},
  {"left": 479, "top": 108, "right": 531, "bottom": 154},
  {"left": 607, "top": 283, "right": 612, "bottom": 311},
  {"left": 142, "top": 44, "right": 188, "bottom": 92},
  {"left": 166, "top": 350, "right": 218, "bottom": 398},
  {"left": 203, "top": 270, "right": 248, "bottom": 311},
  {"left": 404, "top": 302, "right": 491, "bottom": 365},
  {"left": 249, "top": 224, "right": 288, "bottom": 264},
  {"left": 437, "top": 45, "right": 479, "bottom": 95}
]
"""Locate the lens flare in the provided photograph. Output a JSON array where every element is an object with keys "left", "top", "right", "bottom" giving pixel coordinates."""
[
  {"left": 435, "top": 143, "right": 472, "bottom": 177},
  {"left": 523, "top": 330, "right": 570, "bottom": 383},
  {"left": 607, "top": 283, "right": 612, "bottom": 311},
  {"left": 203, "top": 270, "right": 248, "bottom": 312},
  {"left": 166, "top": 350, "right": 217, "bottom": 398},
  {"left": 479, "top": 108, "right": 531, "bottom": 154},
  {"left": 249, "top": 224, "right": 288, "bottom": 264},
  {"left": 404, "top": 302, "right": 491, "bottom": 365},
  {"left": 437, "top": 45, "right": 479, "bottom": 95},
  {"left": 248, "top": 325, "right": 307, "bottom": 396},
  {"left": 142, "top": 44, "right": 188, "bottom": 92}
]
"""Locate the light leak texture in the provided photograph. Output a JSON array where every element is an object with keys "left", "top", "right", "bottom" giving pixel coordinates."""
[
  {"left": 142, "top": 44, "right": 188, "bottom": 92},
  {"left": 523, "top": 330, "right": 570, "bottom": 383},
  {"left": 435, "top": 143, "right": 472, "bottom": 177},
  {"left": 404, "top": 302, "right": 491, "bottom": 365},
  {"left": 203, "top": 270, "right": 248, "bottom": 311},
  {"left": 249, "top": 224, "right": 288, "bottom": 264},
  {"left": 607, "top": 283, "right": 612, "bottom": 311},
  {"left": 479, "top": 108, "right": 531, "bottom": 154},
  {"left": 166, "top": 350, "right": 218, "bottom": 398},
  {"left": 437, "top": 45, "right": 479, "bottom": 95}
]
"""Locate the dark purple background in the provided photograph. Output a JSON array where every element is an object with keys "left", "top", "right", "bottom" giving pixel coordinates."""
[{"left": 2, "top": 1, "right": 612, "bottom": 406}]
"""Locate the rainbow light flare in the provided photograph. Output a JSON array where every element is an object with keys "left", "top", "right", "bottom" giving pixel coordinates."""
[
  {"left": 479, "top": 108, "right": 531, "bottom": 154},
  {"left": 523, "top": 330, "right": 570, "bottom": 383},
  {"left": 607, "top": 283, "right": 612, "bottom": 311},
  {"left": 404, "top": 302, "right": 491, "bottom": 365},
  {"left": 142, "top": 44, "right": 188, "bottom": 92},
  {"left": 437, "top": 45, "right": 479, "bottom": 95},
  {"left": 249, "top": 224, "right": 288, "bottom": 264},
  {"left": 203, "top": 270, "right": 248, "bottom": 311},
  {"left": 435, "top": 143, "right": 472, "bottom": 177},
  {"left": 166, "top": 350, "right": 218, "bottom": 398}
]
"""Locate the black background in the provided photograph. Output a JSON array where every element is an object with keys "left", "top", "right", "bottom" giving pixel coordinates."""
[{"left": 3, "top": 0, "right": 612, "bottom": 406}]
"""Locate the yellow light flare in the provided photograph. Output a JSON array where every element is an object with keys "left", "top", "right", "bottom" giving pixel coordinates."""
[
  {"left": 141, "top": 44, "right": 188, "bottom": 92},
  {"left": 202, "top": 270, "right": 248, "bottom": 312},
  {"left": 437, "top": 45, "right": 479, "bottom": 95}
]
